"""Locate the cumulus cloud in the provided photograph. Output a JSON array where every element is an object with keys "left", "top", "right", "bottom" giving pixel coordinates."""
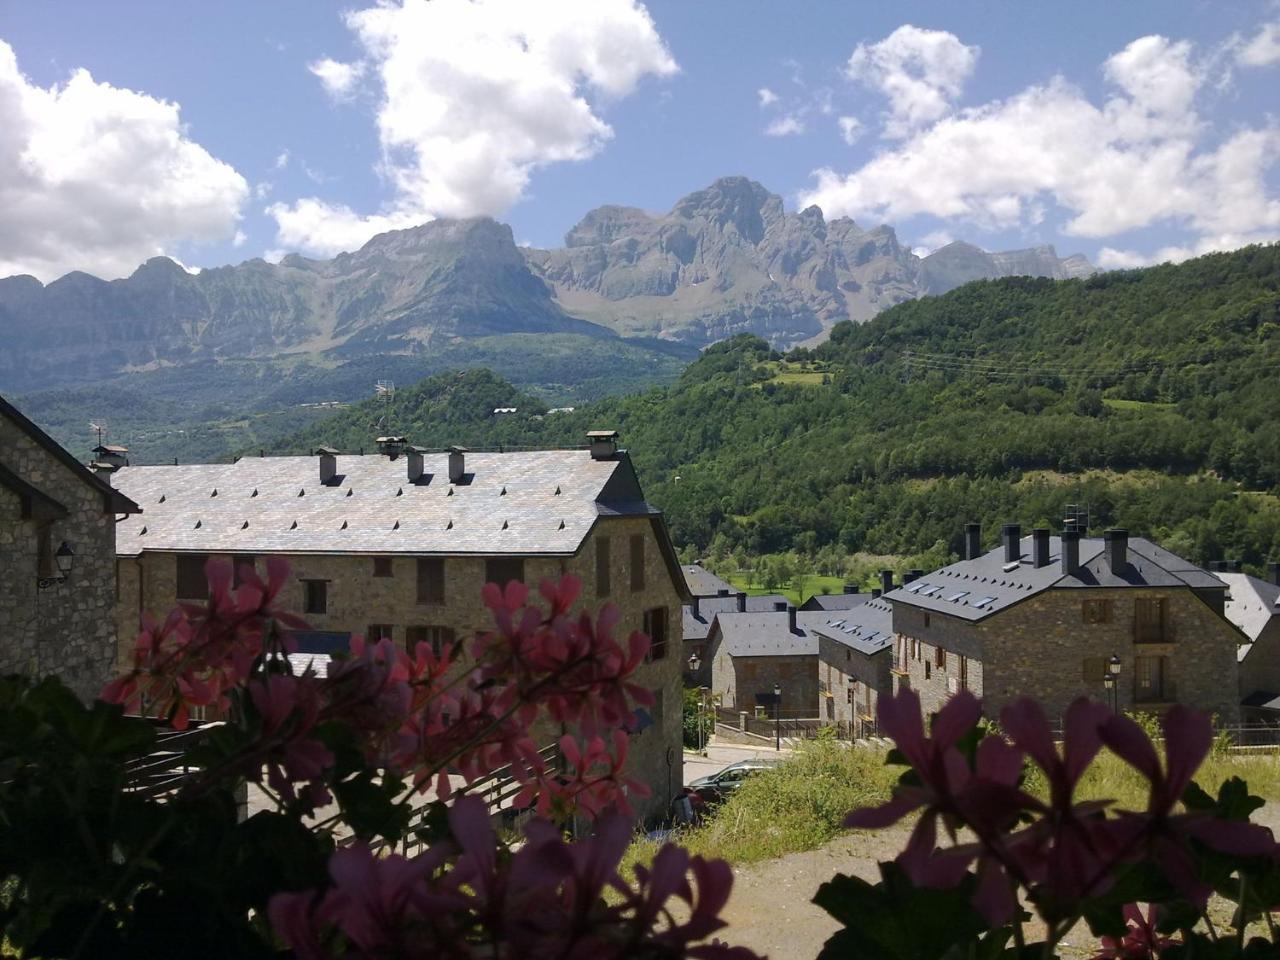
[
  {"left": 1238, "top": 21, "right": 1280, "bottom": 67},
  {"left": 803, "top": 31, "right": 1280, "bottom": 263},
  {"left": 270, "top": 0, "right": 677, "bottom": 257},
  {"left": 308, "top": 57, "right": 366, "bottom": 101},
  {"left": 847, "top": 25, "right": 979, "bottom": 138},
  {"left": 757, "top": 86, "right": 778, "bottom": 106},
  {"left": 0, "top": 40, "right": 247, "bottom": 282},
  {"left": 765, "top": 113, "right": 805, "bottom": 137},
  {"left": 837, "top": 115, "right": 863, "bottom": 145}
]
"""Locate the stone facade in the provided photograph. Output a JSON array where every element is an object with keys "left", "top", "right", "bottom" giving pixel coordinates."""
[
  {"left": 892, "top": 588, "right": 1241, "bottom": 724},
  {"left": 817, "top": 633, "right": 891, "bottom": 737},
  {"left": 708, "top": 643, "right": 819, "bottom": 719},
  {"left": 0, "top": 400, "right": 136, "bottom": 700},
  {"left": 117, "top": 514, "right": 684, "bottom": 819},
  {"left": 1239, "top": 620, "right": 1280, "bottom": 714}
]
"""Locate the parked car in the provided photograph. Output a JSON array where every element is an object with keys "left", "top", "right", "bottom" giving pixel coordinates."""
[{"left": 687, "top": 758, "right": 778, "bottom": 804}]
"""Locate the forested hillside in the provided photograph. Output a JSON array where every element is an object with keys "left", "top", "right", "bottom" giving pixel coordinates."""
[{"left": 280, "top": 244, "right": 1280, "bottom": 572}]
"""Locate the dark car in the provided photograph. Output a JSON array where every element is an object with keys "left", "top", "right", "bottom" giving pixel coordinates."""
[{"left": 687, "top": 758, "right": 778, "bottom": 804}]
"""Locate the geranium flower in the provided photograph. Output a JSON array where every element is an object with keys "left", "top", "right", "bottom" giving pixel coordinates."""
[{"left": 1093, "top": 902, "right": 1178, "bottom": 959}]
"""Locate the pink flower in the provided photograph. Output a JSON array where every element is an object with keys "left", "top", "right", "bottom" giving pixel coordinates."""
[{"left": 1093, "top": 903, "right": 1178, "bottom": 959}]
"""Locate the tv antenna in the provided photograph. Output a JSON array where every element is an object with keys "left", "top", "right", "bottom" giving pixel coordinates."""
[
  {"left": 89, "top": 420, "right": 107, "bottom": 447},
  {"left": 375, "top": 380, "right": 395, "bottom": 433}
]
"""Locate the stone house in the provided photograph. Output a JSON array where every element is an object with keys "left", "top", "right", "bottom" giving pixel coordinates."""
[
  {"left": 1220, "top": 566, "right": 1280, "bottom": 721},
  {"left": 682, "top": 589, "right": 787, "bottom": 688},
  {"left": 813, "top": 597, "right": 894, "bottom": 737},
  {"left": 681, "top": 563, "right": 737, "bottom": 598},
  {"left": 706, "top": 604, "right": 822, "bottom": 718},
  {"left": 800, "top": 588, "right": 870, "bottom": 613},
  {"left": 109, "top": 433, "right": 690, "bottom": 818},
  {"left": 883, "top": 524, "right": 1243, "bottom": 724},
  {"left": 0, "top": 395, "right": 140, "bottom": 699}
]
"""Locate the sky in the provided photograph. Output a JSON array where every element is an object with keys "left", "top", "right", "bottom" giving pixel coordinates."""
[{"left": 1, "top": 0, "right": 1277, "bottom": 283}]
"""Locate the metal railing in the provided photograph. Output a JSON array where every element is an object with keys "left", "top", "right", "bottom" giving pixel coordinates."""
[{"left": 123, "top": 721, "right": 221, "bottom": 797}]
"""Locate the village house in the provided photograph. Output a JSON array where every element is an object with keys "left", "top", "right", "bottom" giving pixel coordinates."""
[
  {"left": 706, "top": 603, "right": 823, "bottom": 718},
  {"left": 799, "top": 586, "right": 870, "bottom": 613},
  {"left": 883, "top": 523, "right": 1244, "bottom": 724},
  {"left": 0, "top": 395, "right": 140, "bottom": 700},
  {"left": 812, "top": 595, "right": 894, "bottom": 738},
  {"left": 109, "top": 431, "right": 690, "bottom": 818},
  {"left": 1218, "top": 564, "right": 1280, "bottom": 722},
  {"left": 682, "top": 586, "right": 787, "bottom": 687}
]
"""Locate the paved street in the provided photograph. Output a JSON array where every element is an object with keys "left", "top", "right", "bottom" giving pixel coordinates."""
[{"left": 683, "top": 737, "right": 794, "bottom": 785}]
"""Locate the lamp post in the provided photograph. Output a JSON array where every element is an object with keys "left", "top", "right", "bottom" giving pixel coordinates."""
[
  {"left": 773, "top": 683, "right": 782, "bottom": 751},
  {"left": 37, "top": 542, "right": 75, "bottom": 590},
  {"left": 687, "top": 653, "right": 703, "bottom": 752},
  {"left": 1106, "top": 653, "right": 1122, "bottom": 713}
]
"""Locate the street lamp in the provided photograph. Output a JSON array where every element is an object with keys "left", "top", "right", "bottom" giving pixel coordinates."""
[
  {"left": 1105, "top": 654, "right": 1122, "bottom": 712},
  {"left": 37, "top": 542, "right": 75, "bottom": 590},
  {"left": 773, "top": 683, "right": 782, "bottom": 751},
  {"left": 687, "top": 653, "right": 705, "bottom": 753}
]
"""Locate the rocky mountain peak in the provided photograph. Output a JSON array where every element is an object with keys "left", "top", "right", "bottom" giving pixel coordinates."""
[{"left": 671, "top": 176, "right": 781, "bottom": 244}]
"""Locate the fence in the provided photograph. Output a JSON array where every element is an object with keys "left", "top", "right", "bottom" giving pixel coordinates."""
[{"left": 123, "top": 720, "right": 221, "bottom": 798}]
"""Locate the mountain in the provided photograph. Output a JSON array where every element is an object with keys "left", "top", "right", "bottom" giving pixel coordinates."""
[
  {"left": 279, "top": 244, "right": 1280, "bottom": 573},
  {"left": 524, "top": 176, "right": 1093, "bottom": 346},
  {"left": 0, "top": 218, "right": 604, "bottom": 394},
  {"left": 0, "top": 177, "right": 1092, "bottom": 396}
]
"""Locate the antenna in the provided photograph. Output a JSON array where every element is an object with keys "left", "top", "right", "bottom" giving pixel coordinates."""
[
  {"left": 89, "top": 420, "right": 107, "bottom": 448},
  {"left": 375, "top": 380, "right": 395, "bottom": 434}
]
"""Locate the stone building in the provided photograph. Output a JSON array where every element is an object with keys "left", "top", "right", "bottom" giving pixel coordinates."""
[
  {"left": 813, "top": 596, "right": 894, "bottom": 737},
  {"left": 109, "top": 433, "right": 690, "bottom": 818},
  {"left": 680, "top": 563, "right": 737, "bottom": 598},
  {"left": 883, "top": 524, "right": 1243, "bottom": 724},
  {"left": 706, "top": 603, "right": 822, "bottom": 718},
  {"left": 682, "top": 588, "right": 787, "bottom": 688},
  {"left": 1220, "top": 566, "right": 1280, "bottom": 721},
  {"left": 800, "top": 588, "right": 870, "bottom": 613},
  {"left": 0, "top": 395, "right": 140, "bottom": 699}
]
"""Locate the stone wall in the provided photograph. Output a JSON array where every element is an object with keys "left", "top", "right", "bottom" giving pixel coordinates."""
[
  {"left": 893, "top": 588, "right": 1241, "bottom": 724},
  {"left": 708, "top": 645, "right": 819, "bottom": 718},
  {"left": 0, "top": 414, "right": 120, "bottom": 700},
  {"left": 117, "top": 514, "right": 684, "bottom": 820},
  {"left": 1240, "top": 620, "right": 1280, "bottom": 706}
]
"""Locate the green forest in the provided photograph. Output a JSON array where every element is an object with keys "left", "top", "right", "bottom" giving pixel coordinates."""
[{"left": 274, "top": 243, "right": 1280, "bottom": 574}]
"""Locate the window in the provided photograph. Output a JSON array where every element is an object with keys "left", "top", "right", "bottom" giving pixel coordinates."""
[
  {"left": 743, "top": 661, "right": 758, "bottom": 680},
  {"left": 1134, "top": 655, "right": 1168, "bottom": 702},
  {"left": 846, "top": 649, "right": 851, "bottom": 662},
  {"left": 596, "top": 537, "right": 611, "bottom": 596},
  {"left": 232, "top": 555, "right": 256, "bottom": 588},
  {"left": 643, "top": 607, "right": 668, "bottom": 660},
  {"left": 923, "top": 612, "right": 932, "bottom": 628},
  {"left": 629, "top": 534, "right": 645, "bottom": 592},
  {"left": 925, "top": 661, "right": 932, "bottom": 680},
  {"left": 303, "top": 579, "right": 328, "bottom": 614},
  {"left": 936, "top": 647, "right": 946, "bottom": 669},
  {"left": 406, "top": 625, "right": 455, "bottom": 657},
  {"left": 373, "top": 556, "right": 394, "bottom": 578},
  {"left": 651, "top": 686, "right": 664, "bottom": 727},
  {"left": 1082, "top": 599, "right": 1112, "bottom": 624},
  {"left": 417, "top": 557, "right": 445, "bottom": 604},
  {"left": 1134, "top": 598, "right": 1166, "bottom": 643},
  {"left": 959, "top": 655, "right": 969, "bottom": 691},
  {"left": 177, "top": 554, "right": 210, "bottom": 600},
  {"left": 366, "top": 623, "right": 394, "bottom": 643},
  {"left": 484, "top": 557, "right": 524, "bottom": 588},
  {"left": 1082, "top": 657, "right": 1106, "bottom": 682},
  {"left": 847, "top": 687, "right": 854, "bottom": 704},
  {"left": 36, "top": 524, "right": 53, "bottom": 578}
]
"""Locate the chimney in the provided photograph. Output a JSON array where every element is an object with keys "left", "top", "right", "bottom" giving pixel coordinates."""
[
  {"left": 92, "top": 463, "right": 114, "bottom": 484},
  {"left": 377, "top": 435, "right": 406, "bottom": 459},
  {"left": 871, "top": 588, "right": 882, "bottom": 599},
  {"left": 1270, "top": 562, "right": 1280, "bottom": 586},
  {"left": 587, "top": 429, "right": 619, "bottom": 460},
  {"left": 1231, "top": 560, "right": 1244, "bottom": 573},
  {"left": 774, "top": 600, "right": 788, "bottom": 612},
  {"left": 1002, "top": 524, "right": 1021, "bottom": 564},
  {"left": 910, "top": 568, "right": 924, "bottom": 581},
  {"left": 788, "top": 605, "right": 797, "bottom": 633},
  {"left": 1032, "top": 528, "right": 1051, "bottom": 568},
  {"left": 843, "top": 582, "right": 858, "bottom": 594},
  {"left": 692, "top": 596, "right": 700, "bottom": 618},
  {"left": 1209, "top": 560, "right": 1225, "bottom": 572},
  {"left": 965, "top": 523, "right": 982, "bottom": 560},
  {"left": 1105, "top": 529, "right": 1128, "bottom": 572},
  {"left": 1062, "top": 529, "right": 1080, "bottom": 575},
  {"left": 448, "top": 446, "right": 467, "bottom": 484},
  {"left": 717, "top": 588, "right": 730, "bottom": 597},
  {"left": 407, "top": 446, "right": 426, "bottom": 484},
  {"left": 318, "top": 447, "right": 338, "bottom": 486},
  {"left": 736, "top": 592, "right": 747, "bottom": 612},
  {"left": 880, "top": 569, "right": 894, "bottom": 594}
]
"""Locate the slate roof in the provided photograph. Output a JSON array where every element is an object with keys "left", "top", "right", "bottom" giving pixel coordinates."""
[
  {"left": 1221, "top": 573, "right": 1280, "bottom": 662},
  {"left": 809, "top": 598, "right": 895, "bottom": 657},
  {"left": 682, "top": 564, "right": 737, "bottom": 598},
  {"left": 712, "top": 610, "right": 826, "bottom": 658},
  {"left": 884, "top": 535, "right": 1226, "bottom": 623},
  {"left": 800, "top": 592, "right": 870, "bottom": 612},
  {"left": 112, "top": 450, "right": 653, "bottom": 559},
  {"left": 683, "top": 593, "right": 788, "bottom": 642}
]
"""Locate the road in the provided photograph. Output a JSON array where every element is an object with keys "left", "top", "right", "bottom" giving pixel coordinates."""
[{"left": 683, "top": 737, "right": 794, "bottom": 786}]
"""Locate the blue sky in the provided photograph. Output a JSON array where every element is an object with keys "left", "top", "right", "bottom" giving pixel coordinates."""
[{"left": 0, "top": 0, "right": 1277, "bottom": 282}]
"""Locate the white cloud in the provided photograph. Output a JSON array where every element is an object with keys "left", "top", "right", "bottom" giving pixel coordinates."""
[
  {"left": 765, "top": 113, "right": 805, "bottom": 137},
  {"left": 271, "top": 0, "right": 676, "bottom": 257},
  {"left": 757, "top": 86, "right": 778, "bottom": 107},
  {"left": 233, "top": 230, "right": 247, "bottom": 247},
  {"left": 837, "top": 115, "right": 863, "bottom": 145},
  {"left": 847, "top": 25, "right": 979, "bottom": 138},
  {"left": 0, "top": 40, "right": 247, "bottom": 282},
  {"left": 1238, "top": 22, "right": 1280, "bottom": 67},
  {"left": 274, "top": 149, "right": 290, "bottom": 170},
  {"left": 912, "top": 230, "right": 954, "bottom": 256},
  {"left": 308, "top": 57, "right": 366, "bottom": 101},
  {"left": 803, "top": 32, "right": 1280, "bottom": 263}
]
